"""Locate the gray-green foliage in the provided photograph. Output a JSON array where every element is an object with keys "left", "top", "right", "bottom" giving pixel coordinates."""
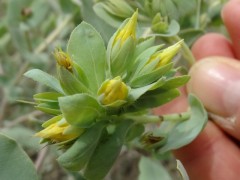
[
  {"left": 24, "top": 17, "right": 207, "bottom": 179},
  {"left": 0, "top": 0, "right": 227, "bottom": 179},
  {"left": 0, "top": 134, "right": 38, "bottom": 180}
]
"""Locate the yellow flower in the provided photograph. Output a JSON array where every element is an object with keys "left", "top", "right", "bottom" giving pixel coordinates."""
[
  {"left": 98, "top": 76, "right": 128, "bottom": 105},
  {"left": 147, "top": 40, "right": 183, "bottom": 69},
  {"left": 113, "top": 10, "right": 138, "bottom": 46},
  {"left": 53, "top": 48, "right": 73, "bottom": 72},
  {"left": 35, "top": 118, "right": 83, "bottom": 143}
]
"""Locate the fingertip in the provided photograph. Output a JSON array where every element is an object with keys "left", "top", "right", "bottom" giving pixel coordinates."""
[
  {"left": 222, "top": 0, "right": 240, "bottom": 59},
  {"left": 191, "top": 33, "right": 235, "bottom": 60}
]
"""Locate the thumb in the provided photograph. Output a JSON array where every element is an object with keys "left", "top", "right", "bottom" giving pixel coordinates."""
[{"left": 188, "top": 57, "right": 240, "bottom": 139}]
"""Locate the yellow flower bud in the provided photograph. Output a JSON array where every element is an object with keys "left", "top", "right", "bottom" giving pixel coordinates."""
[
  {"left": 35, "top": 119, "right": 82, "bottom": 143},
  {"left": 98, "top": 76, "right": 128, "bottom": 105},
  {"left": 113, "top": 10, "right": 138, "bottom": 46},
  {"left": 53, "top": 48, "right": 73, "bottom": 72},
  {"left": 147, "top": 40, "right": 183, "bottom": 69}
]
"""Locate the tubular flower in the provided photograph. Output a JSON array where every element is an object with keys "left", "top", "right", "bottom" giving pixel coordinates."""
[
  {"left": 113, "top": 10, "right": 138, "bottom": 46},
  {"left": 53, "top": 48, "right": 73, "bottom": 72},
  {"left": 147, "top": 40, "right": 183, "bottom": 69},
  {"left": 98, "top": 76, "right": 128, "bottom": 105},
  {"left": 35, "top": 118, "right": 83, "bottom": 143}
]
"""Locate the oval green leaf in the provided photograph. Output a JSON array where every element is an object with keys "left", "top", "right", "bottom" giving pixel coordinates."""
[{"left": 0, "top": 134, "right": 38, "bottom": 180}]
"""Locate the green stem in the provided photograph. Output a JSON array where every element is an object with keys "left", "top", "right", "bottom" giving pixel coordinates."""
[
  {"left": 195, "top": 0, "right": 202, "bottom": 29},
  {"left": 123, "top": 112, "right": 191, "bottom": 124},
  {"left": 171, "top": 35, "right": 195, "bottom": 67},
  {"left": 161, "top": 112, "right": 190, "bottom": 122}
]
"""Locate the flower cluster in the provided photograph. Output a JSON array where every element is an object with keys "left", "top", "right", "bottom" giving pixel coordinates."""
[{"left": 25, "top": 11, "right": 206, "bottom": 180}]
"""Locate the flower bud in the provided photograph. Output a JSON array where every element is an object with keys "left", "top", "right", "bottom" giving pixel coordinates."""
[
  {"left": 98, "top": 76, "right": 128, "bottom": 105},
  {"left": 53, "top": 48, "right": 73, "bottom": 72},
  {"left": 35, "top": 118, "right": 83, "bottom": 143},
  {"left": 151, "top": 13, "right": 169, "bottom": 33},
  {"left": 113, "top": 10, "right": 138, "bottom": 46},
  {"left": 146, "top": 40, "right": 183, "bottom": 69}
]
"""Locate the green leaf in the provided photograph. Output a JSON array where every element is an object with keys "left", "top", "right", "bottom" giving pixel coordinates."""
[
  {"left": 24, "top": 69, "right": 64, "bottom": 94},
  {"left": 80, "top": 0, "right": 115, "bottom": 42},
  {"left": 59, "top": 94, "right": 105, "bottom": 127},
  {"left": 1, "top": 127, "right": 41, "bottom": 151},
  {"left": 67, "top": 22, "right": 107, "bottom": 94},
  {"left": 35, "top": 102, "right": 60, "bottom": 115},
  {"left": 42, "top": 115, "right": 62, "bottom": 128},
  {"left": 58, "top": 67, "right": 90, "bottom": 95},
  {"left": 110, "top": 37, "right": 135, "bottom": 77},
  {"left": 34, "top": 92, "right": 63, "bottom": 103},
  {"left": 138, "top": 157, "right": 172, "bottom": 180},
  {"left": 160, "top": 75, "right": 190, "bottom": 89},
  {"left": 84, "top": 120, "right": 133, "bottom": 180},
  {"left": 159, "top": 94, "right": 208, "bottom": 153},
  {"left": 134, "top": 89, "right": 180, "bottom": 109},
  {"left": 128, "top": 78, "right": 165, "bottom": 102},
  {"left": 93, "top": 3, "right": 123, "bottom": 28},
  {"left": 0, "top": 134, "right": 38, "bottom": 180},
  {"left": 130, "top": 63, "right": 173, "bottom": 87},
  {"left": 58, "top": 122, "right": 106, "bottom": 171},
  {"left": 133, "top": 37, "right": 155, "bottom": 60},
  {"left": 131, "top": 45, "right": 164, "bottom": 80}
]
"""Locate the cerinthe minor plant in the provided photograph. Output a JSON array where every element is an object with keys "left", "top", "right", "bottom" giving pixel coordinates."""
[{"left": 25, "top": 11, "right": 207, "bottom": 180}]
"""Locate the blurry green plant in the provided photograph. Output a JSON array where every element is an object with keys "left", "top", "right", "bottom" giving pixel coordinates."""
[
  {"left": 24, "top": 12, "right": 207, "bottom": 179},
  {"left": 0, "top": 0, "right": 227, "bottom": 179}
]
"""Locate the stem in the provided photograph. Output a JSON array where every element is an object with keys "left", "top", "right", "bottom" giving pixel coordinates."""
[
  {"left": 3, "top": 110, "right": 43, "bottom": 129},
  {"left": 0, "top": 88, "right": 8, "bottom": 124},
  {"left": 123, "top": 112, "right": 190, "bottom": 124},
  {"left": 160, "top": 112, "right": 190, "bottom": 122},
  {"left": 195, "top": 0, "right": 202, "bottom": 29},
  {"left": 171, "top": 35, "right": 195, "bottom": 67},
  {"left": 34, "top": 15, "right": 72, "bottom": 54},
  {"left": 35, "top": 147, "right": 49, "bottom": 172},
  {"left": 24, "top": 31, "right": 33, "bottom": 51}
]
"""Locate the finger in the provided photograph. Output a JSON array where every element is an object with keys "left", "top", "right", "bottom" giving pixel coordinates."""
[
  {"left": 188, "top": 57, "right": 240, "bottom": 139},
  {"left": 174, "top": 121, "right": 240, "bottom": 180},
  {"left": 191, "top": 33, "right": 235, "bottom": 60},
  {"left": 222, "top": 0, "right": 240, "bottom": 59}
]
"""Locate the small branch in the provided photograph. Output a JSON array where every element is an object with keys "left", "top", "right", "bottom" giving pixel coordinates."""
[
  {"left": 34, "top": 15, "right": 73, "bottom": 54},
  {"left": 122, "top": 112, "right": 190, "bottom": 124},
  {"left": 3, "top": 110, "right": 43, "bottom": 129},
  {"left": 195, "top": 0, "right": 202, "bottom": 29},
  {"left": 160, "top": 112, "right": 190, "bottom": 122},
  {"left": 24, "top": 31, "right": 33, "bottom": 51},
  {"left": 0, "top": 89, "right": 8, "bottom": 125},
  {"left": 35, "top": 147, "right": 49, "bottom": 172}
]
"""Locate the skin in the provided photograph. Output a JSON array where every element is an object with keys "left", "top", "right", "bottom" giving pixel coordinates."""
[{"left": 154, "top": 0, "right": 240, "bottom": 179}]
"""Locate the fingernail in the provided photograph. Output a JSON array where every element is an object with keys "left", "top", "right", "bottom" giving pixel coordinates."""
[{"left": 188, "top": 57, "right": 240, "bottom": 117}]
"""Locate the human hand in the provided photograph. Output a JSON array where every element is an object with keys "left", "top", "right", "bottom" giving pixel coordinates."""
[{"left": 155, "top": 0, "right": 240, "bottom": 179}]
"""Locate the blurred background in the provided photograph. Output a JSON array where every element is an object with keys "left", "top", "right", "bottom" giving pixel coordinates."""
[{"left": 0, "top": 0, "right": 227, "bottom": 179}]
